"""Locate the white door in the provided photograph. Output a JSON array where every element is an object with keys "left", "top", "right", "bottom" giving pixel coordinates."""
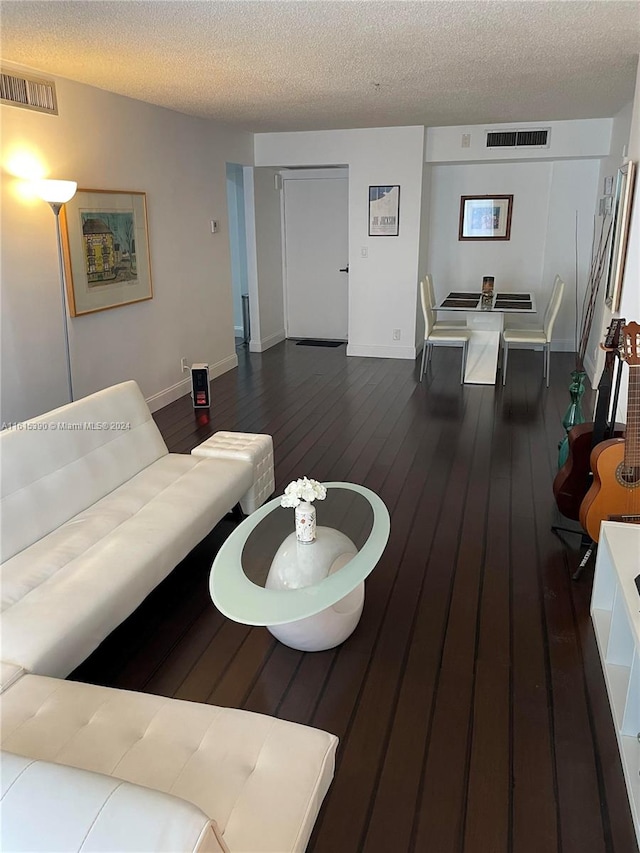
[{"left": 283, "top": 177, "right": 349, "bottom": 340}]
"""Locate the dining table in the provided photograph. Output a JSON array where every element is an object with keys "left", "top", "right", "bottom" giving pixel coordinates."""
[{"left": 438, "top": 290, "right": 537, "bottom": 384}]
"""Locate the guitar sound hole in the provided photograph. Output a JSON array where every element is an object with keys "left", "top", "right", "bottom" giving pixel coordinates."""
[{"left": 616, "top": 464, "right": 640, "bottom": 488}]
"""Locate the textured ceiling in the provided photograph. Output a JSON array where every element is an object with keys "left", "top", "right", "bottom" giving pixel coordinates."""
[{"left": 1, "top": 1, "right": 639, "bottom": 132}]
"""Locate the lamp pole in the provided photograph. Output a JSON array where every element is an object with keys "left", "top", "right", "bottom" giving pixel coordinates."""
[
  {"left": 34, "top": 179, "right": 77, "bottom": 404},
  {"left": 49, "top": 202, "right": 74, "bottom": 403}
]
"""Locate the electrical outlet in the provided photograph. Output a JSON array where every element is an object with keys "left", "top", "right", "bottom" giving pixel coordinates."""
[
  {"left": 181, "top": 357, "right": 189, "bottom": 373},
  {"left": 361, "top": 246, "right": 368, "bottom": 258},
  {"left": 461, "top": 133, "right": 471, "bottom": 148},
  {"left": 210, "top": 220, "right": 219, "bottom": 233},
  {"left": 393, "top": 329, "right": 401, "bottom": 341}
]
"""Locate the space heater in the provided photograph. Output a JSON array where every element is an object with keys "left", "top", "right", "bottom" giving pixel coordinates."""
[{"left": 190, "top": 363, "right": 210, "bottom": 409}]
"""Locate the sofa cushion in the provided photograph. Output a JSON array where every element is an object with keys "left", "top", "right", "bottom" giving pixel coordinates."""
[
  {"left": 1, "top": 751, "right": 228, "bottom": 852},
  {"left": 0, "top": 662, "right": 24, "bottom": 694},
  {"left": 0, "top": 675, "right": 338, "bottom": 853},
  {"left": 0, "top": 381, "right": 168, "bottom": 562},
  {"left": 0, "top": 453, "right": 254, "bottom": 676}
]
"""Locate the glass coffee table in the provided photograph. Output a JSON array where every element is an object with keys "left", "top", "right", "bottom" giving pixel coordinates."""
[{"left": 209, "top": 482, "right": 390, "bottom": 651}]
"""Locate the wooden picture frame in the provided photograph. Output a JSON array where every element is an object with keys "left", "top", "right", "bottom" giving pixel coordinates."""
[
  {"left": 605, "top": 161, "right": 636, "bottom": 312},
  {"left": 60, "top": 189, "right": 153, "bottom": 316},
  {"left": 369, "top": 185, "right": 400, "bottom": 236},
  {"left": 459, "top": 194, "right": 513, "bottom": 241}
]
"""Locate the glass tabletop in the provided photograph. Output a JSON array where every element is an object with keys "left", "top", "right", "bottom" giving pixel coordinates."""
[{"left": 210, "top": 482, "right": 390, "bottom": 627}]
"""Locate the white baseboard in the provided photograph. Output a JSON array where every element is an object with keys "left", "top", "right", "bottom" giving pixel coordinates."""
[
  {"left": 249, "top": 330, "right": 286, "bottom": 353},
  {"left": 145, "top": 378, "right": 192, "bottom": 413},
  {"left": 145, "top": 353, "right": 239, "bottom": 413},
  {"left": 346, "top": 343, "right": 417, "bottom": 360}
]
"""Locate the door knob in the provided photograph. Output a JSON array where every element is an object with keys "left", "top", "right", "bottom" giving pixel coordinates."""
[{"left": 339, "top": 265, "right": 349, "bottom": 273}]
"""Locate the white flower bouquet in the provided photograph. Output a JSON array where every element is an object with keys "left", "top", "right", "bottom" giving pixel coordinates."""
[{"left": 280, "top": 477, "right": 327, "bottom": 508}]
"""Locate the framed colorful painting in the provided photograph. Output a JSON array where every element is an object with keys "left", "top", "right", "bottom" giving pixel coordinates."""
[{"left": 60, "top": 189, "right": 153, "bottom": 316}]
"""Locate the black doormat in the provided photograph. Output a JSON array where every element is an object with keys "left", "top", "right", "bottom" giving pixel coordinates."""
[{"left": 296, "top": 340, "right": 344, "bottom": 347}]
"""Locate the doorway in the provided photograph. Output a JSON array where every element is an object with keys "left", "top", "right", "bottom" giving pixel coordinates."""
[
  {"left": 282, "top": 170, "right": 349, "bottom": 341},
  {"left": 226, "top": 163, "right": 249, "bottom": 346}
]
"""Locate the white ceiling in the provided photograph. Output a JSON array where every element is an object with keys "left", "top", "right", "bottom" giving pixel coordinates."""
[{"left": 1, "top": 1, "right": 639, "bottom": 132}]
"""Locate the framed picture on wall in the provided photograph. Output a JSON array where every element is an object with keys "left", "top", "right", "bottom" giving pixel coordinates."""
[
  {"left": 459, "top": 194, "right": 513, "bottom": 240},
  {"left": 60, "top": 189, "right": 153, "bottom": 316},
  {"left": 369, "top": 185, "right": 400, "bottom": 236},
  {"left": 605, "top": 161, "right": 636, "bottom": 312}
]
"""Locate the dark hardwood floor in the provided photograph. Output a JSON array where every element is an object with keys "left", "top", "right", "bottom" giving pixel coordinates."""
[{"left": 71, "top": 341, "right": 638, "bottom": 853}]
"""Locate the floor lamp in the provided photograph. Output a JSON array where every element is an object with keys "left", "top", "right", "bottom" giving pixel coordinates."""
[{"left": 35, "top": 179, "right": 78, "bottom": 402}]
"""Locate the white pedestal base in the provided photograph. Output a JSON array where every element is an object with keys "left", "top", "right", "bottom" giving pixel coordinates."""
[
  {"left": 464, "top": 313, "right": 504, "bottom": 384},
  {"left": 266, "top": 527, "right": 363, "bottom": 651}
]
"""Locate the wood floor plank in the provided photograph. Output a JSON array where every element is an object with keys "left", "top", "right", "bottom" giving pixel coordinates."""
[
  {"left": 509, "top": 370, "right": 559, "bottom": 853},
  {"left": 357, "top": 390, "right": 486, "bottom": 853},
  {"left": 412, "top": 390, "right": 495, "bottom": 853},
  {"left": 530, "top": 411, "right": 608, "bottom": 853},
  {"left": 462, "top": 418, "right": 512, "bottom": 852},
  {"left": 206, "top": 629, "right": 276, "bottom": 709}
]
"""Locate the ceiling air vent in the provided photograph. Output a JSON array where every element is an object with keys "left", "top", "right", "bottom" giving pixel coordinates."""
[
  {"left": 486, "top": 131, "right": 518, "bottom": 148},
  {"left": 1, "top": 68, "right": 58, "bottom": 114},
  {"left": 486, "top": 128, "right": 550, "bottom": 149}
]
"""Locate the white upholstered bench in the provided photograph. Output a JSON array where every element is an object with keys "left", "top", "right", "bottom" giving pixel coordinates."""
[{"left": 191, "top": 432, "right": 275, "bottom": 514}]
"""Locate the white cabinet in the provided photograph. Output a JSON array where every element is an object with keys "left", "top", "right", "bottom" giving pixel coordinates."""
[{"left": 591, "top": 521, "right": 640, "bottom": 846}]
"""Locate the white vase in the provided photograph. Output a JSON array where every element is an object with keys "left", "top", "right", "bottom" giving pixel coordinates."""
[{"left": 295, "top": 501, "right": 316, "bottom": 543}]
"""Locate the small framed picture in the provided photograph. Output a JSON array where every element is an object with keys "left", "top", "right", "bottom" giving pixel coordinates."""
[
  {"left": 369, "top": 185, "right": 400, "bottom": 236},
  {"left": 459, "top": 195, "right": 513, "bottom": 241}
]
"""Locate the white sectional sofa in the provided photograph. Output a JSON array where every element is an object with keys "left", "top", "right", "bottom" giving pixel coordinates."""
[{"left": 0, "top": 382, "right": 338, "bottom": 852}]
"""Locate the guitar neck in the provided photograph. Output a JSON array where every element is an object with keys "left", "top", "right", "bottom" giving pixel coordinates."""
[
  {"left": 595, "top": 318, "right": 625, "bottom": 446},
  {"left": 593, "top": 355, "right": 619, "bottom": 445},
  {"left": 624, "top": 365, "right": 640, "bottom": 466}
]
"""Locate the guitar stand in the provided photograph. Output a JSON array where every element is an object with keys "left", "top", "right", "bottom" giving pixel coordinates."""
[
  {"left": 572, "top": 538, "right": 596, "bottom": 580},
  {"left": 550, "top": 520, "right": 596, "bottom": 580}
]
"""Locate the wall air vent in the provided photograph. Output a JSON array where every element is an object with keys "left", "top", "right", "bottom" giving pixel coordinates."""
[
  {"left": 486, "top": 128, "right": 550, "bottom": 149},
  {"left": 486, "top": 131, "right": 518, "bottom": 148},
  {"left": 1, "top": 68, "right": 58, "bottom": 114}
]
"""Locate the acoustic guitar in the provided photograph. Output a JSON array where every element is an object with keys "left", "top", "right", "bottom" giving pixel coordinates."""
[
  {"left": 553, "top": 319, "right": 625, "bottom": 520},
  {"left": 580, "top": 321, "right": 640, "bottom": 541}
]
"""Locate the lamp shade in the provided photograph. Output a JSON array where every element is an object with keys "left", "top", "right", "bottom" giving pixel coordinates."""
[{"left": 34, "top": 179, "right": 77, "bottom": 204}]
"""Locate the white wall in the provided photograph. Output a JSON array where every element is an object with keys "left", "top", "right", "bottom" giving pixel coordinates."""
[
  {"left": 255, "top": 126, "right": 425, "bottom": 358},
  {"left": 541, "top": 160, "right": 602, "bottom": 352},
  {"left": 427, "top": 159, "right": 600, "bottom": 351},
  {"left": 426, "top": 118, "right": 612, "bottom": 163},
  {"left": 1, "top": 64, "right": 253, "bottom": 423},
  {"left": 416, "top": 142, "right": 432, "bottom": 348},
  {"left": 226, "top": 163, "right": 249, "bottom": 335},
  {"left": 249, "top": 167, "right": 285, "bottom": 352}
]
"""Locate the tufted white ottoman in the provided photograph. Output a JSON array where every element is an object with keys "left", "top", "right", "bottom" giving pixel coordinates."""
[{"left": 191, "top": 432, "right": 274, "bottom": 514}]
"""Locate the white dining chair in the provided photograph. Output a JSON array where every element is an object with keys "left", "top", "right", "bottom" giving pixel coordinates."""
[
  {"left": 423, "top": 275, "right": 466, "bottom": 329},
  {"left": 501, "top": 275, "right": 565, "bottom": 387},
  {"left": 419, "top": 279, "right": 470, "bottom": 383}
]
